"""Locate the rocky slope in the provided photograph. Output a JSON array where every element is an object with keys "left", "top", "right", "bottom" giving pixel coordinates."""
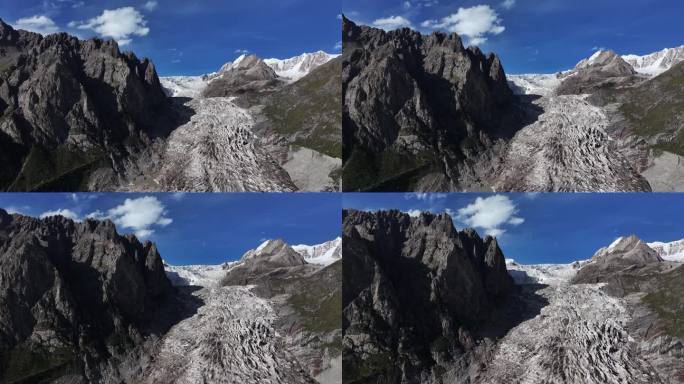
[
  {"left": 121, "top": 96, "right": 297, "bottom": 192},
  {"left": 485, "top": 237, "right": 684, "bottom": 383},
  {"left": 342, "top": 17, "right": 520, "bottom": 192},
  {"left": 342, "top": 209, "right": 515, "bottom": 383},
  {"left": 0, "top": 209, "right": 178, "bottom": 383},
  {"left": 556, "top": 50, "right": 639, "bottom": 95},
  {"left": 159, "top": 52, "right": 342, "bottom": 192},
  {"left": 493, "top": 95, "right": 650, "bottom": 191},
  {"left": 220, "top": 239, "right": 343, "bottom": 383},
  {"left": 0, "top": 18, "right": 175, "bottom": 192}
]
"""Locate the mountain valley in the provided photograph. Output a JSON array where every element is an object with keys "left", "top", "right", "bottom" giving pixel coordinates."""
[
  {"left": 342, "top": 16, "right": 684, "bottom": 192},
  {"left": 342, "top": 208, "right": 684, "bottom": 383},
  {"left": 0, "top": 209, "right": 341, "bottom": 383},
  {"left": 0, "top": 19, "right": 340, "bottom": 192}
]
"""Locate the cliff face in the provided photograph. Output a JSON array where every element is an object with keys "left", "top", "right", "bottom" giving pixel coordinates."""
[
  {"left": 0, "top": 209, "right": 174, "bottom": 383},
  {"left": 0, "top": 19, "right": 173, "bottom": 191},
  {"left": 342, "top": 209, "right": 514, "bottom": 383},
  {"left": 342, "top": 17, "right": 517, "bottom": 191}
]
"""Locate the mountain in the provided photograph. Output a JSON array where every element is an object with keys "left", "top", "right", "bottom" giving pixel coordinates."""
[
  {"left": 160, "top": 51, "right": 337, "bottom": 97},
  {"left": 0, "top": 209, "right": 178, "bottom": 383},
  {"left": 293, "top": 237, "right": 342, "bottom": 266},
  {"left": 202, "top": 54, "right": 282, "bottom": 97},
  {"left": 572, "top": 235, "right": 663, "bottom": 284},
  {"left": 220, "top": 238, "right": 342, "bottom": 383},
  {"left": 647, "top": 238, "right": 684, "bottom": 262},
  {"left": 158, "top": 51, "right": 342, "bottom": 192},
  {"left": 342, "top": 16, "right": 519, "bottom": 192},
  {"left": 0, "top": 18, "right": 175, "bottom": 192},
  {"left": 342, "top": 209, "right": 514, "bottom": 383},
  {"left": 556, "top": 50, "right": 639, "bottom": 95},
  {"left": 264, "top": 51, "right": 339, "bottom": 82},
  {"left": 622, "top": 45, "right": 684, "bottom": 76}
]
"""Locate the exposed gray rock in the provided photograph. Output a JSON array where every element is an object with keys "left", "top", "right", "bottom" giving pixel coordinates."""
[
  {"left": 0, "top": 18, "right": 174, "bottom": 191},
  {"left": 572, "top": 235, "right": 662, "bottom": 284},
  {"left": 556, "top": 50, "right": 641, "bottom": 95},
  {"left": 342, "top": 209, "right": 514, "bottom": 383},
  {"left": 203, "top": 54, "right": 283, "bottom": 97},
  {"left": 0, "top": 208, "right": 175, "bottom": 383},
  {"left": 342, "top": 17, "right": 519, "bottom": 192}
]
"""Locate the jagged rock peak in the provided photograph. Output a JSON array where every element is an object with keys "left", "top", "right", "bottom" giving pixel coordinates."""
[{"left": 0, "top": 208, "right": 174, "bottom": 381}]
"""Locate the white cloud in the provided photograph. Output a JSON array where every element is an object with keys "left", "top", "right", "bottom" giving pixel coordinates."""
[
  {"left": 3, "top": 206, "right": 28, "bottom": 215},
  {"left": 405, "top": 209, "right": 422, "bottom": 217},
  {"left": 72, "top": 7, "right": 149, "bottom": 46},
  {"left": 143, "top": 1, "right": 158, "bottom": 11},
  {"left": 87, "top": 196, "right": 172, "bottom": 239},
  {"left": 421, "top": 5, "right": 505, "bottom": 46},
  {"left": 372, "top": 15, "right": 412, "bottom": 30},
  {"left": 501, "top": 0, "right": 516, "bottom": 10},
  {"left": 524, "top": 192, "right": 540, "bottom": 200},
  {"left": 334, "top": 41, "right": 342, "bottom": 50},
  {"left": 40, "top": 209, "right": 80, "bottom": 221},
  {"left": 171, "top": 192, "right": 186, "bottom": 201},
  {"left": 234, "top": 49, "right": 249, "bottom": 54},
  {"left": 456, "top": 195, "right": 524, "bottom": 237},
  {"left": 403, "top": 1, "right": 412, "bottom": 9},
  {"left": 14, "top": 15, "right": 59, "bottom": 35}
]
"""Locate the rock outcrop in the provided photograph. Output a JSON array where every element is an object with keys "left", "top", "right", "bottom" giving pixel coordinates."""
[
  {"left": 556, "top": 50, "right": 640, "bottom": 95},
  {"left": 0, "top": 209, "right": 175, "bottom": 383},
  {"left": 203, "top": 54, "right": 283, "bottom": 97},
  {"left": 342, "top": 209, "right": 514, "bottom": 383},
  {"left": 0, "top": 18, "right": 173, "bottom": 191},
  {"left": 342, "top": 16, "right": 518, "bottom": 191},
  {"left": 572, "top": 235, "right": 663, "bottom": 284}
]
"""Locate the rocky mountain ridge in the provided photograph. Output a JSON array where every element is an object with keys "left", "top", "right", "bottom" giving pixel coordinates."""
[
  {"left": 343, "top": 208, "right": 515, "bottom": 383},
  {"left": 0, "top": 208, "right": 178, "bottom": 383},
  {"left": 342, "top": 16, "right": 518, "bottom": 192}
]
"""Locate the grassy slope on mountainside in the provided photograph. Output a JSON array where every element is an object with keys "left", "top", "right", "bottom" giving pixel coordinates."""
[{"left": 262, "top": 57, "right": 342, "bottom": 159}]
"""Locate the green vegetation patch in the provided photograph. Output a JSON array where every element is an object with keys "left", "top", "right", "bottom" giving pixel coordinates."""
[
  {"left": 342, "top": 350, "right": 394, "bottom": 384},
  {"left": 8, "top": 145, "right": 106, "bottom": 192},
  {"left": 641, "top": 267, "right": 684, "bottom": 338},
  {"left": 0, "top": 344, "right": 79, "bottom": 384},
  {"left": 342, "top": 147, "right": 435, "bottom": 191}
]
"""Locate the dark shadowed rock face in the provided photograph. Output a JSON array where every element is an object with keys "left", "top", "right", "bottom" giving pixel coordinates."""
[
  {"left": 0, "top": 208, "right": 174, "bottom": 383},
  {"left": 572, "top": 235, "right": 663, "bottom": 284},
  {"left": 0, "top": 19, "right": 173, "bottom": 191},
  {"left": 342, "top": 209, "right": 514, "bottom": 383},
  {"left": 342, "top": 17, "right": 517, "bottom": 191}
]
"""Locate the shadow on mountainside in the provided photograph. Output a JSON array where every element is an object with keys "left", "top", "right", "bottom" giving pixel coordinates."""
[{"left": 477, "top": 283, "right": 550, "bottom": 341}]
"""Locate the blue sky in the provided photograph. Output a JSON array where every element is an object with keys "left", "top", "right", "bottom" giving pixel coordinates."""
[
  {"left": 343, "top": 193, "right": 684, "bottom": 264},
  {"left": 0, "top": 193, "right": 341, "bottom": 266},
  {"left": 1, "top": 0, "right": 341, "bottom": 76},
  {"left": 343, "top": 0, "right": 684, "bottom": 74}
]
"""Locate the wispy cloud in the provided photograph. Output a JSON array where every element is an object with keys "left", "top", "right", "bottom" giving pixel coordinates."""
[
  {"left": 14, "top": 15, "right": 59, "bottom": 35},
  {"left": 372, "top": 15, "right": 412, "bottom": 30}
]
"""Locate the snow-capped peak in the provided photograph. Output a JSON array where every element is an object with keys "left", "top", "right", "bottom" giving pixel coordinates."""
[
  {"left": 263, "top": 51, "right": 339, "bottom": 82},
  {"left": 292, "top": 237, "right": 341, "bottom": 266},
  {"left": 647, "top": 238, "right": 684, "bottom": 262},
  {"left": 621, "top": 45, "right": 684, "bottom": 76},
  {"left": 608, "top": 236, "right": 624, "bottom": 250}
]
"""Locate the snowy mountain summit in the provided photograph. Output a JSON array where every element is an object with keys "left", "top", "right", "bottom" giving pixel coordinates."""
[
  {"left": 647, "top": 237, "right": 684, "bottom": 262},
  {"left": 264, "top": 51, "right": 339, "bottom": 81},
  {"left": 622, "top": 45, "right": 684, "bottom": 76},
  {"left": 160, "top": 51, "right": 337, "bottom": 97},
  {"left": 292, "top": 237, "right": 342, "bottom": 266}
]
